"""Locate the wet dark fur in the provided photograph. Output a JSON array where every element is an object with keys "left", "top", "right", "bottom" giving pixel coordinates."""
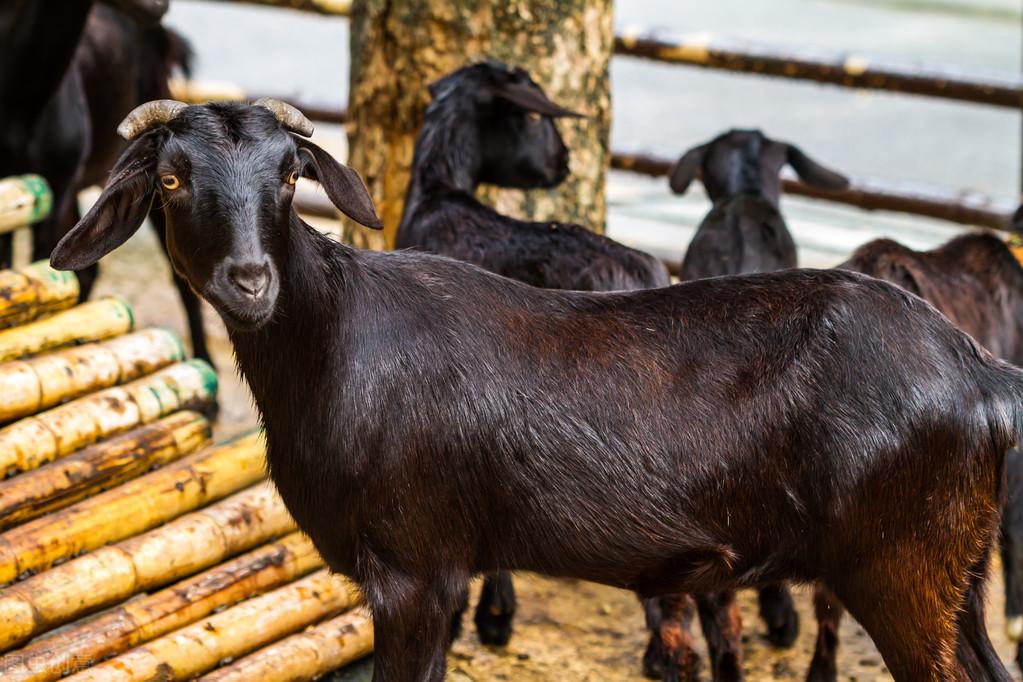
[
  {"left": 0, "top": 0, "right": 211, "bottom": 362},
  {"left": 51, "top": 103, "right": 1018, "bottom": 682},
  {"left": 395, "top": 61, "right": 669, "bottom": 647},
  {"left": 803, "top": 233, "right": 1023, "bottom": 682},
  {"left": 672, "top": 129, "right": 848, "bottom": 281}
]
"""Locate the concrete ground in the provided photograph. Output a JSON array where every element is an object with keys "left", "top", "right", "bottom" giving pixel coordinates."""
[{"left": 51, "top": 0, "right": 1023, "bottom": 678}]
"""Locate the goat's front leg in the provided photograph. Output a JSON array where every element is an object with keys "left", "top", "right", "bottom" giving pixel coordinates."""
[
  {"left": 474, "top": 571, "right": 516, "bottom": 645},
  {"left": 806, "top": 584, "right": 844, "bottom": 682},
  {"left": 654, "top": 593, "right": 701, "bottom": 682},
  {"left": 368, "top": 574, "right": 465, "bottom": 682}
]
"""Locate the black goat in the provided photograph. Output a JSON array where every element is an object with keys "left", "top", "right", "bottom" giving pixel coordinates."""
[
  {"left": 53, "top": 100, "right": 1021, "bottom": 682},
  {"left": 395, "top": 60, "right": 671, "bottom": 649},
  {"left": 797, "top": 232, "right": 1023, "bottom": 681},
  {"left": 671, "top": 129, "right": 849, "bottom": 280},
  {"left": 396, "top": 60, "right": 670, "bottom": 293},
  {"left": 0, "top": 0, "right": 211, "bottom": 363},
  {"left": 656, "top": 130, "right": 849, "bottom": 680}
]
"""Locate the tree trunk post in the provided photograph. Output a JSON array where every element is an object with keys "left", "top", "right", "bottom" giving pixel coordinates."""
[{"left": 347, "top": 0, "right": 613, "bottom": 250}]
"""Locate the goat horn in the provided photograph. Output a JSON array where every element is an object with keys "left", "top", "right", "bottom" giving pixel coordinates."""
[
  {"left": 253, "top": 98, "right": 315, "bottom": 137},
  {"left": 117, "top": 100, "right": 188, "bottom": 140}
]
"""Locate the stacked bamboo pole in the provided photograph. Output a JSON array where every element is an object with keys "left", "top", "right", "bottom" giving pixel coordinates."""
[
  {"left": 0, "top": 175, "right": 52, "bottom": 235},
  {"left": 0, "top": 260, "right": 373, "bottom": 680}
]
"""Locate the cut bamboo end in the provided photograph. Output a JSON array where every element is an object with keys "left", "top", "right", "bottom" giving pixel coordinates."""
[
  {"left": 0, "top": 532, "right": 322, "bottom": 682},
  {"left": 200, "top": 606, "right": 373, "bottom": 682},
  {"left": 0, "top": 297, "right": 134, "bottom": 363},
  {"left": 0, "top": 175, "right": 52, "bottom": 234},
  {"left": 0, "top": 431, "right": 266, "bottom": 585},
  {"left": 0, "top": 359, "right": 218, "bottom": 477},
  {"left": 68, "top": 570, "right": 361, "bottom": 682},
  {"left": 0, "top": 262, "right": 78, "bottom": 331},
  {"left": 0, "top": 481, "right": 294, "bottom": 652},
  {"left": 0, "top": 411, "right": 211, "bottom": 531},
  {"left": 0, "top": 328, "right": 186, "bottom": 424}
]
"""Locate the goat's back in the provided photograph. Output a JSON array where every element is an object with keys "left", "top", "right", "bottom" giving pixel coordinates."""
[
  {"left": 841, "top": 233, "right": 1023, "bottom": 364},
  {"left": 681, "top": 195, "right": 796, "bottom": 281},
  {"left": 397, "top": 195, "right": 671, "bottom": 292}
]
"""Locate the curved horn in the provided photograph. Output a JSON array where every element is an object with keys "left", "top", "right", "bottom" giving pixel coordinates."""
[
  {"left": 253, "top": 98, "right": 315, "bottom": 137},
  {"left": 117, "top": 99, "right": 188, "bottom": 140}
]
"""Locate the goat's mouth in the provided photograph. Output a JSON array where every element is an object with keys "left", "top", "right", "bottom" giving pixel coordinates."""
[{"left": 204, "top": 287, "right": 278, "bottom": 332}]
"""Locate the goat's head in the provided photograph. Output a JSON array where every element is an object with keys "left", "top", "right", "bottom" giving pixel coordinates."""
[
  {"left": 427, "top": 59, "right": 583, "bottom": 189},
  {"left": 50, "top": 99, "right": 381, "bottom": 331},
  {"left": 104, "top": 0, "right": 171, "bottom": 23},
  {"left": 669, "top": 129, "right": 849, "bottom": 206}
]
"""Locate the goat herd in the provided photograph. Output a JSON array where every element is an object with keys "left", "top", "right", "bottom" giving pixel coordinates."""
[{"left": 6, "top": 2, "right": 1023, "bottom": 681}]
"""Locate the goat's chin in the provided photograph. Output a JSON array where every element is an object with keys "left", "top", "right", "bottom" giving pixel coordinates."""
[{"left": 204, "top": 291, "right": 276, "bottom": 332}]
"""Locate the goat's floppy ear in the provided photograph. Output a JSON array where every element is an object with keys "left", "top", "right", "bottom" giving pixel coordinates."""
[
  {"left": 668, "top": 145, "right": 707, "bottom": 195},
  {"left": 786, "top": 145, "right": 849, "bottom": 192},
  {"left": 492, "top": 81, "right": 585, "bottom": 118},
  {"left": 297, "top": 138, "right": 382, "bottom": 229},
  {"left": 50, "top": 135, "right": 160, "bottom": 271},
  {"left": 1010, "top": 204, "right": 1023, "bottom": 234}
]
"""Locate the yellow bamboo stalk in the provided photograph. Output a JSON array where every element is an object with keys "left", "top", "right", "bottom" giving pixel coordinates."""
[
  {"left": 68, "top": 570, "right": 361, "bottom": 682},
  {"left": 0, "top": 359, "right": 217, "bottom": 477},
  {"left": 0, "top": 431, "right": 265, "bottom": 584},
  {"left": 0, "top": 481, "right": 294, "bottom": 651},
  {"left": 0, "top": 328, "right": 186, "bottom": 423},
  {"left": 0, "top": 297, "right": 134, "bottom": 363},
  {"left": 0, "top": 262, "right": 78, "bottom": 330},
  {"left": 0, "top": 411, "right": 211, "bottom": 530},
  {"left": 0, "top": 175, "right": 51, "bottom": 234},
  {"left": 200, "top": 606, "right": 373, "bottom": 682},
  {"left": 0, "top": 532, "right": 322, "bottom": 682}
]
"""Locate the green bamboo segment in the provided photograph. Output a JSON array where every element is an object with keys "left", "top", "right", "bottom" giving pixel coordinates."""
[
  {"left": 0, "top": 532, "right": 322, "bottom": 682},
  {"left": 0, "top": 328, "right": 185, "bottom": 423},
  {"left": 0, "top": 481, "right": 294, "bottom": 652},
  {"left": 68, "top": 570, "right": 361, "bottom": 682},
  {"left": 0, "top": 359, "right": 217, "bottom": 477},
  {"left": 0, "top": 175, "right": 52, "bottom": 234},
  {"left": 201, "top": 607, "right": 374, "bottom": 682},
  {"left": 0, "top": 431, "right": 265, "bottom": 584},
  {"left": 0, "top": 297, "right": 134, "bottom": 363},
  {"left": 0, "top": 411, "right": 211, "bottom": 531},
  {"left": 0, "top": 262, "right": 78, "bottom": 331}
]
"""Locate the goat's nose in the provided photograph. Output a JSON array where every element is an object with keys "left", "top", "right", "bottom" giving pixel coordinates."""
[{"left": 228, "top": 262, "right": 271, "bottom": 299}]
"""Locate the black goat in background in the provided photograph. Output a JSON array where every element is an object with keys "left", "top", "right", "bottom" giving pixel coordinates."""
[
  {"left": 395, "top": 60, "right": 670, "bottom": 649},
  {"left": 0, "top": 0, "right": 211, "bottom": 363}
]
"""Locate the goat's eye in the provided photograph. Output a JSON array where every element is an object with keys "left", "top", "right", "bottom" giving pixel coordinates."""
[
  {"left": 160, "top": 175, "right": 180, "bottom": 190},
  {"left": 526, "top": 111, "right": 542, "bottom": 124},
  {"left": 287, "top": 170, "right": 300, "bottom": 185}
]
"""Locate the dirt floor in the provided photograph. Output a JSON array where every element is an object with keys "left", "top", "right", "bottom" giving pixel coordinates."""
[{"left": 71, "top": 223, "right": 1023, "bottom": 680}]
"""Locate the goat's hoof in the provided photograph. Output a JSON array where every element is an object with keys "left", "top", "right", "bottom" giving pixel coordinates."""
[
  {"left": 474, "top": 611, "right": 514, "bottom": 646},
  {"left": 712, "top": 652, "right": 743, "bottom": 682},
  {"left": 641, "top": 635, "right": 665, "bottom": 679},
  {"left": 805, "top": 655, "right": 837, "bottom": 682},
  {"left": 660, "top": 658, "right": 700, "bottom": 682},
  {"left": 764, "top": 607, "right": 799, "bottom": 648},
  {"left": 1016, "top": 642, "right": 1023, "bottom": 676}
]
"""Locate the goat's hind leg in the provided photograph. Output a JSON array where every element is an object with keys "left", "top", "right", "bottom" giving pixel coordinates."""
[
  {"left": 650, "top": 592, "right": 701, "bottom": 682},
  {"left": 955, "top": 550, "right": 1011, "bottom": 682},
  {"left": 474, "top": 571, "right": 516, "bottom": 645},
  {"left": 758, "top": 581, "right": 799, "bottom": 646},
  {"left": 806, "top": 584, "right": 844, "bottom": 682}
]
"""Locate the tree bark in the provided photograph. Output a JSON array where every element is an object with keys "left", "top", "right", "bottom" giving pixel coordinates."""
[{"left": 347, "top": 0, "right": 613, "bottom": 250}]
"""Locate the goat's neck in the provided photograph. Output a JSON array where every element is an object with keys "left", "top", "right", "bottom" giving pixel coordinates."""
[
  {"left": 401, "top": 108, "right": 483, "bottom": 222},
  {"left": 0, "top": 0, "right": 93, "bottom": 125}
]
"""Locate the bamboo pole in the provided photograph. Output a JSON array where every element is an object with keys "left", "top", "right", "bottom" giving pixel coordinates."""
[
  {"left": 68, "top": 570, "right": 361, "bottom": 682},
  {"left": 0, "top": 297, "right": 134, "bottom": 363},
  {"left": 0, "top": 431, "right": 266, "bottom": 584},
  {"left": 200, "top": 606, "right": 373, "bottom": 682},
  {"left": 0, "top": 482, "right": 294, "bottom": 651},
  {"left": 204, "top": 0, "right": 351, "bottom": 15},
  {"left": 0, "top": 328, "right": 185, "bottom": 423},
  {"left": 0, "top": 411, "right": 211, "bottom": 531},
  {"left": 0, "top": 359, "right": 217, "bottom": 477},
  {"left": 0, "top": 532, "right": 323, "bottom": 682},
  {"left": 0, "top": 262, "right": 78, "bottom": 331},
  {"left": 0, "top": 175, "right": 52, "bottom": 234}
]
